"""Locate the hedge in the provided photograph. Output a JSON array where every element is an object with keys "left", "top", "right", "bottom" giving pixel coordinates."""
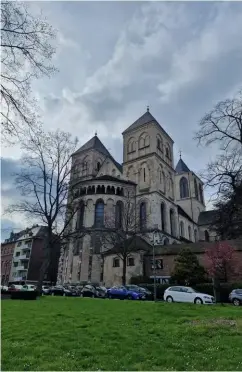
[{"left": 138, "top": 282, "right": 242, "bottom": 303}]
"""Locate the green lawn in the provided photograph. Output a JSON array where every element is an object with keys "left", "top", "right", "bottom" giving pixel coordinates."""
[{"left": 1, "top": 297, "right": 242, "bottom": 371}]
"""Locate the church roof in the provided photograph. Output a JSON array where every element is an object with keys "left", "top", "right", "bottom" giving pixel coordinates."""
[
  {"left": 73, "top": 135, "right": 122, "bottom": 172},
  {"left": 175, "top": 158, "right": 191, "bottom": 173},
  {"left": 198, "top": 210, "right": 218, "bottom": 226},
  {"left": 122, "top": 109, "right": 173, "bottom": 141},
  {"left": 73, "top": 135, "right": 110, "bottom": 157}
]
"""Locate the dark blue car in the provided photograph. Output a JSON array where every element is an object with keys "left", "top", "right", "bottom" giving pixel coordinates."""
[{"left": 106, "top": 286, "right": 146, "bottom": 300}]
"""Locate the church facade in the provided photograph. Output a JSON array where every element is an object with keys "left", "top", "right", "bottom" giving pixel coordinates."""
[{"left": 58, "top": 109, "right": 215, "bottom": 286}]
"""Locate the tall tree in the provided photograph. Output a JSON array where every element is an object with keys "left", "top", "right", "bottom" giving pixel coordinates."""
[
  {"left": 6, "top": 128, "right": 85, "bottom": 290},
  {"left": 171, "top": 247, "right": 207, "bottom": 286},
  {"left": 195, "top": 90, "right": 242, "bottom": 150},
  {"left": 100, "top": 194, "right": 149, "bottom": 285},
  {"left": 1, "top": 0, "right": 56, "bottom": 139}
]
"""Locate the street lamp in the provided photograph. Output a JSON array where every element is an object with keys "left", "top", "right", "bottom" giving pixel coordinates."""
[{"left": 152, "top": 224, "right": 159, "bottom": 302}]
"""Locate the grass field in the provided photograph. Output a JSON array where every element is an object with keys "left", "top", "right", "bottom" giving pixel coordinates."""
[{"left": 1, "top": 297, "right": 242, "bottom": 371}]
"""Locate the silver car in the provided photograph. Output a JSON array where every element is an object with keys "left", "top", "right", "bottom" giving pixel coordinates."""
[{"left": 229, "top": 289, "right": 242, "bottom": 306}]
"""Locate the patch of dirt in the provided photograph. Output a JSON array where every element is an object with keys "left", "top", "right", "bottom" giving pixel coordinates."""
[{"left": 188, "top": 319, "right": 237, "bottom": 327}]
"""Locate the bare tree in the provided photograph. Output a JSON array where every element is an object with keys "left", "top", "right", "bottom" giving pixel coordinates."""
[
  {"left": 1, "top": 0, "right": 56, "bottom": 139},
  {"left": 201, "top": 148, "right": 242, "bottom": 201},
  {"left": 195, "top": 90, "right": 242, "bottom": 150},
  {"left": 6, "top": 128, "right": 86, "bottom": 290},
  {"left": 100, "top": 194, "right": 149, "bottom": 285}
]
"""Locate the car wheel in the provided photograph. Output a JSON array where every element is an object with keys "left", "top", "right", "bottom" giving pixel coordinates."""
[
  {"left": 233, "top": 298, "right": 241, "bottom": 306},
  {"left": 166, "top": 296, "right": 173, "bottom": 303},
  {"left": 194, "top": 297, "right": 203, "bottom": 305}
]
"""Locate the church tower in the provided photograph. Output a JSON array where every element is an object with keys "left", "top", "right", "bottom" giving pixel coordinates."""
[
  {"left": 174, "top": 156, "right": 205, "bottom": 224},
  {"left": 122, "top": 107, "right": 179, "bottom": 241}
]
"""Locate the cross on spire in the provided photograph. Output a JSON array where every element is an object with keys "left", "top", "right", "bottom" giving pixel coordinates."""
[
  {"left": 147, "top": 105, "right": 149, "bottom": 112},
  {"left": 179, "top": 149, "right": 182, "bottom": 159},
  {"left": 95, "top": 130, "right": 97, "bottom": 136}
]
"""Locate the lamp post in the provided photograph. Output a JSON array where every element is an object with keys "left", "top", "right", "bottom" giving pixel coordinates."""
[{"left": 152, "top": 224, "right": 158, "bottom": 302}]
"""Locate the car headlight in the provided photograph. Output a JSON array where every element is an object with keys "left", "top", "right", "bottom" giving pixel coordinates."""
[{"left": 203, "top": 296, "right": 211, "bottom": 300}]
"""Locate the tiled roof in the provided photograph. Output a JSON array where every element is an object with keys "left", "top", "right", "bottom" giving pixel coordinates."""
[
  {"left": 122, "top": 110, "right": 173, "bottom": 142},
  {"left": 73, "top": 135, "right": 122, "bottom": 172},
  {"left": 178, "top": 205, "right": 194, "bottom": 223},
  {"left": 198, "top": 210, "right": 218, "bottom": 226},
  {"left": 175, "top": 158, "right": 190, "bottom": 173}
]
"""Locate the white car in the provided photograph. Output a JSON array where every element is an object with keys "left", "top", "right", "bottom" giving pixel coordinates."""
[
  {"left": 164, "top": 286, "right": 214, "bottom": 304},
  {"left": 22, "top": 284, "right": 36, "bottom": 291}
]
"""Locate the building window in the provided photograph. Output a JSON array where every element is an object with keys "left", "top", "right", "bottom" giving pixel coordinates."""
[
  {"left": 165, "top": 145, "right": 171, "bottom": 159},
  {"left": 188, "top": 226, "right": 191, "bottom": 240},
  {"left": 162, "top": 172, "right": 166, "bottom": 193},
  {"left": 205, "top": 230, "right": 210, "bottom": 242},
  {"left": 95, "top": 200, "right": 104, "bottom": 227},
  {"left": 14, "top": 262, "right": 18, "bottom": 267},
  {"left": 17, "top": 242, "right": 21, "bottom": 247},
  {"left": 76, "top": 202, "right": 85, "bottom": 229},
  {"left": 179, "top": 177, "right": 189, "bottom": 198},
  {"left": 127, "top": 257, "right": 135, "bottom": 266},
  {"left": 179, "top": 221, "right": 184, "bottom": 237},
  {"left": 161, "top": 203, "right": 165, "bottom": 231},
  {"left": 115, "top": 201, "right": 123, "bottom": 228},
  {"left": 97, "top": 162, "right": 101, "bottom": 171},
  {"left": 194, "top": 229, "right": 198, "bottom": 242},
  {"left": 140, "top": 202, "right": 146, "bottom": 230},
  {"left": 113, "top": 258, "right": 120, "bottom": 267},
  {"left": 199, "top": 184, "right": 204, "bottom": 204},
  {"left": 170, "top": 209, "right": 175, "bottom": 236},
  {"left": 163, "top": 238, "right": 169, "bottom": 246},
  {"left": 15, "top": 252, "right": 20, "bottom": 257},
  {"left": 194, "top": 179, "right": 198, "bottom": 199}
]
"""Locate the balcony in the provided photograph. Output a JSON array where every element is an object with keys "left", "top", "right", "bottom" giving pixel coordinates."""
[
  {"left": 19, "top": 254, "right": 30, "bottom": 260},
  {"left": 16, "top": 266, "right": 28, "bottom": 271},
  {"left": 13, "top": 276, "right": 26, "bottom": 282}
]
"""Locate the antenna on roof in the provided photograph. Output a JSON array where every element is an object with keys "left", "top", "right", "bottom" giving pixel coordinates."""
[{"left": 147, "top": 105, "right": 149, "bottom": 112}]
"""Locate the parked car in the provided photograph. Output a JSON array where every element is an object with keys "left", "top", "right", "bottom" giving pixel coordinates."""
[
  {"left": 42, "top": 285, "right": 51, "bottom": 295},
  {"left": 125, "top": 285, "right": 154, "bottom": 300},
  {"left": 22, "top": 284, "right": 36, "bottom": 291},
  {"left": 81, "top": 284, "right": 107, "bottom": 298},
  {"left": 8, "top": 284, "right": 23, "bottom": 292},
  {"left": 164, "top": 286, "right": 214, "bottom": 304},
  {"left": 50, "top": 285, "right": 73, "bottom": 297},
  {"left": 107, "top": 286, "right": 146, "bottom": 300},
  {"left": 229, "top": 289, "right": 242, "bottom": 306},
  {"left": 0, "top": 285, "right": 9, "bottom": 293}
]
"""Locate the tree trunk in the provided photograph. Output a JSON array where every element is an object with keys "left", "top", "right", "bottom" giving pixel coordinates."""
[
  {"left": 36, "top": 228, "right": 52, "bottom": 293},
  {"left": 122, "top": 257, "right": 127, "bottom": 286},
  {"left": 212, "top": 276, "right": 221, "bottom": 303}
]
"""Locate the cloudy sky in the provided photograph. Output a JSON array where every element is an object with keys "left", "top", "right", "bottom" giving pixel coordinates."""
[{"left": 1, "top": 1, "right": 242, "bottom": 240}]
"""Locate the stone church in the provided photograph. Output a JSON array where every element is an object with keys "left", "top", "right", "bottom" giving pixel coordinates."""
[{"left": 58, "top": 109, "right": 216, "bottom": 286}]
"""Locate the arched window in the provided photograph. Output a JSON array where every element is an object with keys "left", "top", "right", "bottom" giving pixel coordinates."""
[
  {"left": 162, "top": 172, "right": 166, "bottom": 192},
  {"left": 139, "top": 133, "right": 149, "bottom": 149},
  {"left": 144, "top": 135, "right": 150, "bottom": 147},
  {"left": 112, "top": 169, "right": 116, "bottom": 177},
  {"left": 179, "top": 177, "right": 189, "bottom": 198},
  {"left": 163, "top": 238, "right": 169, "bottom": 246},
  {"left": 97, "top": 162, "right": 101, "bottom": 171},
  {"left": 128, "top": 138, "right": 135, "bottom": 153},
  {"left": 170, "top": 209, "right": 175, "bottom": 236},
  {"left": 205, "top": 230, "right": 210, "bottom": 242},
  {"left": 139, "top": 137, "right": 145, "bottom": 148},
  {"left": 115, "top": 201, "right": 123, "bottom": 228},
  {"left": 140, "top": 202, "right": 146, "bottom": 230},
  {"left": 95, "top": 200, "right": 104, "bottom": 227},
  {"left": 157, "top": 136, "right": 163, "bottom": 151},
  {"left": 199, "top": 184, "right": 203, "bottom": 204},
  {"left": 165, "top": 145, "right": 171, "bottom": 159},
  {"left": 194, "top": 229, "right": 198, "bottom": 242},
  {"left": 76, "top": 202, "right": 85, "bottom": 229},
  {"left": 194, "top": 179, "right": 198, "bottom": 199},
  {"left": 188, "top": 226, "right": 191, "bottom": 240},
  {"left": 179, "top": 221, "right": 184, "bottom": 237},
  {"left": 161, "top": 203, "right": 165, "bottom": 231}
]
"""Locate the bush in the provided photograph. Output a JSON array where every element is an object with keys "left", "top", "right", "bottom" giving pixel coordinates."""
[{"left": 11, "top": 291, "right": 39, "bottom": 300}]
